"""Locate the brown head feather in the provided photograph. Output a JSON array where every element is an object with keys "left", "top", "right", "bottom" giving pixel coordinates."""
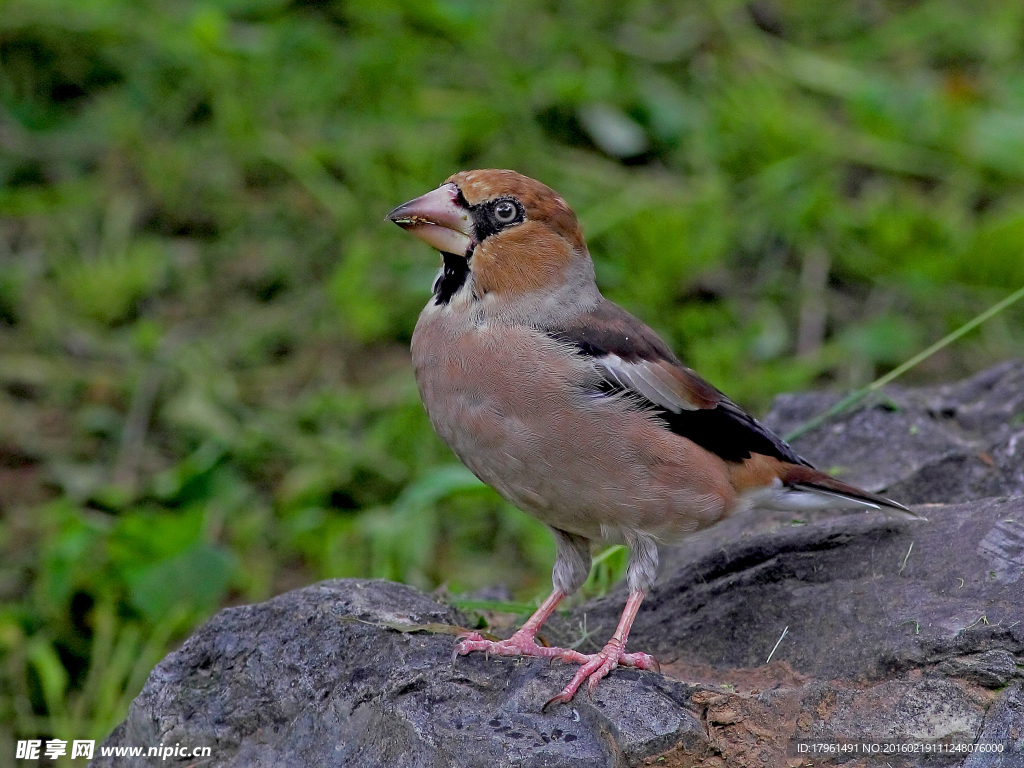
[
  {"left": 470, "top": 220, "right": 579, "bottom": 297},
  {"left": 447, "top": 169, "right": 586, "bottom": 253},
  {"left": 441, "top": 170, "right": 590, "bottom": 298}
]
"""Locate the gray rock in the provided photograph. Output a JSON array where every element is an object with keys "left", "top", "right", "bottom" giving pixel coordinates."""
[
  {"left": 96, "top": 363, "right": 1024, "bottom": 767},
  {"left": 963, "top": 683, "right": 1024, "bottom": 768},
  {"left": 763, "top": 359, "right": 1024, "bottom": 505},
  {"left": 558, "top": 497, "right": 1023, "bottom": 767},
  {"left": 573, "top": 498, "right": 1024, "bottom": 682},
  {"left": 93, "top": 579, "right": 702, "bottom": 768}
]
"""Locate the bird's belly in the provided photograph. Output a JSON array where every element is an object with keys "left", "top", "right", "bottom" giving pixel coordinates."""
[{"left": 411, "top": 309, "right": 733, "bottom": 542}]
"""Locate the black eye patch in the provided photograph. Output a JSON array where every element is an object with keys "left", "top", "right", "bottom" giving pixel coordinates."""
[{"left": 471, "top": 197, "right": 525, "bottom": 241}]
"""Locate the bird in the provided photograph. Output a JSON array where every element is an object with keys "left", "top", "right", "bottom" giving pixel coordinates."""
[{"left": 387, "top": 169, "right": 917, "bottom": 708}]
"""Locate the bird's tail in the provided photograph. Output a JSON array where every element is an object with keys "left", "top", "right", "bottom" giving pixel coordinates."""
[
  {"left": 730, "top": 454, "right": 925, "bottom": 520},
  {"left": 779, "top": 465, "right": 925, "bottom": 520}
]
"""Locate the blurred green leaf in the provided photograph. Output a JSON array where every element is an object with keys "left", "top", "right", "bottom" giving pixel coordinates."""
[
  {"left": 392, "top": 465, "right": 484, "bottom": 511},
  {"left": 26, "top": 637, "right": 68, "bottom": 716},
  {"left": 127, "top": 544, "right": 235, "bottom": 623},
  {"left": 582, "top": 545, "right": 629, "bottom": 599}
]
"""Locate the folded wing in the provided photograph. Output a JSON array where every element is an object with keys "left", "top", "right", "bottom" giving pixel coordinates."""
[
  {"left": 545, "top": 300, "right": 809, "bottom": 466},
  {"left": 544, "top": 300, "right": 916, "bottom": 514}
]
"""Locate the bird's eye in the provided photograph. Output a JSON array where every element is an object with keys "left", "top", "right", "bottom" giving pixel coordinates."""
[{"left": 493, "top": 200, "right": 518, "bottom": 224}]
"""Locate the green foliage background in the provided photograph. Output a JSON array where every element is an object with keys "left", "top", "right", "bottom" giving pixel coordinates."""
[{"left": 2, "top": 0, "right": 1024, "bottom": 753}]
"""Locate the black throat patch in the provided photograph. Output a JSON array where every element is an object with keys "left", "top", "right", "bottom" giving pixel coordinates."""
[{"left": 433, "top": 251, "right": 471, "bottom": 305}]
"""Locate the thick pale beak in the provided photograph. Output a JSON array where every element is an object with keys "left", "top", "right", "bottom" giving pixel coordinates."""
[{"left": 387, "top": 183, "right": 474, "bottom": 256}]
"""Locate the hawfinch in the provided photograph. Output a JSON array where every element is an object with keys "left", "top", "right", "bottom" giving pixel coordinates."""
[{"left": 387, "top": 170, "right": 914, "bottom": 707}]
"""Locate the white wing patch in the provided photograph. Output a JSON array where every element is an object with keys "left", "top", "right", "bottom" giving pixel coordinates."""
[{"left": 595, "top": 354, "right": 700, "bottom": 413}]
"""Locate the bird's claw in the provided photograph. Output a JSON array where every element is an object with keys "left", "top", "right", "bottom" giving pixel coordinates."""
[
  {"left": 452, "top": 630, "right": 582, "bottom": 663},
  {"left": 542, "top": 643, "right": 660, "bottom": 709},
  {"left": 451, "top": 611, "right": 659, "bottom": 710},
  {"left": 625, "top": 650, "right": 660, "bottom": 673}
]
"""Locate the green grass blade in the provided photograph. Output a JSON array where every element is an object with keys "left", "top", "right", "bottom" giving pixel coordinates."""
[{"left": 786, "top": 284, "right": 1024, "bottom": 442}]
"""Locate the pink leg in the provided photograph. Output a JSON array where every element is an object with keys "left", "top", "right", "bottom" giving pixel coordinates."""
[
  {"left": 543, "top": 590, "right": 659, "bottom": 709},
  {"left": 455, "top": 589, "right": 584, "bottom": 662}
]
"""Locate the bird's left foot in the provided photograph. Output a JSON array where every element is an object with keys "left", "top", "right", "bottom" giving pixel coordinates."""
[
  {"left": 543, "top": 639, "right": 659, "bottom": 709},
  {"left": 454, "top": 630, "right": 582, "bottom": 663}
]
